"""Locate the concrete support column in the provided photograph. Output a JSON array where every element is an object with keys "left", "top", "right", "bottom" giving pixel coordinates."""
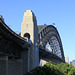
[
  {"left": 30, "top": 45, "right": 39, "bottom": 70},
  {"left": 0, "top": 56, "right": 8, "bottom": 75},
  {"left": 8, "top": 59, "right": 23, "bottom": 75},
  {"left": 28, "top": 47, "right": 30, "bottom": 72},
  {"left": 21, "top": 47, "right": 30, "bottom": 74}
]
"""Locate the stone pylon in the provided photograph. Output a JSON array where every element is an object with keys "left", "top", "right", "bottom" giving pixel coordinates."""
[
  {"left": 65, "top": 56, "right": 69, "bottom": 63},
  {"left": 21, "top": 10, "right": 39, "bottom": 71}
]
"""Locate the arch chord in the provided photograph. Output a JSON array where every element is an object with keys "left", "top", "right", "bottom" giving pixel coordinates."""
[{"left": 38, "top": 25, "right": 65, "bottom": 62}]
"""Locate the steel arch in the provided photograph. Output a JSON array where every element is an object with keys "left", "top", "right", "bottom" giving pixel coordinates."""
[{"left": 38, "top": 25, "right": 65, "bottom": 62}]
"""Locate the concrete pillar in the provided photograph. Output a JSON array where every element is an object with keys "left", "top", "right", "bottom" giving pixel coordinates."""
[
  {"left": 8, "top": 59, "right": 23, "bottom": 75},
  {"left": 0, "top": 56, "right": 8, "bottom": 75},
  {"left": 21, "top": 49, "right": 29, "bottom": 74},
  {"left": 28, "top": 47, "right": 30, "bottom": 72},
  {"left": 21, "top": 10, "right": 39, "bottom": 70}
]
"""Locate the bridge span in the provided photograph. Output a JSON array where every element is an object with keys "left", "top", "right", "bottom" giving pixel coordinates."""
[
  {"left": 0, "top": 10, "right": 65, "bottom": 75},
  {"left": 38, "top": 25, "right": 65, "bottom": 64}
]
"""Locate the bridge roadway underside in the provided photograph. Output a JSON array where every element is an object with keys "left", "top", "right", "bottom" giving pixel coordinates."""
[
  {"left": 0, "top": 33, "right": 21, "bottom": 58},
  {"left": 0, "top": 19, "right": 29, "bottom": 58},
  {"left": 39, "top": 48, "right": 65, "bottom": 64}
]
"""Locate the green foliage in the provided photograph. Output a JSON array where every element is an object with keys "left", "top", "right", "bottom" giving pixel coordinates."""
[
  {"left": 68, "top": 68, "right": 75, "bottom": 75},
  {"left": 24, "top": 62, "right": 75, "bottom": 75},
  {"left": 55, "top": 62, "right": 75, "bottom": 75}
]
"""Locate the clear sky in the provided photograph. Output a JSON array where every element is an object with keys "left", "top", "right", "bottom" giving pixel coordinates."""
[{"left": 0, "top": 0, "right": 75, "bottom": 62}]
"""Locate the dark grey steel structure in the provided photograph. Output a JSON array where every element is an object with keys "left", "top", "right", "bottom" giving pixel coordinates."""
[
  {"left": 38, "top": 25, "right": 65, "bottom": 63},
  {"left": 0, "top": 17, "right": 30, "bottom": 58}
]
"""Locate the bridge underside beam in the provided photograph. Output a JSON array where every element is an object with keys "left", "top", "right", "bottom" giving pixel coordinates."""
[
  {"left": 0, "top": 36, "right": 21, "bottom": 58},
  {"left": 0, "top": 53, "right": 19, "bottom": 59},
  {"left": 0, "top": 21, "right": 29, "bottom": 48},
  {"left": 39, "top": 48, "right": 65, "bottom": 63},
  {"left": 0, "top": 19, "right": 31, "bottom": 58}
]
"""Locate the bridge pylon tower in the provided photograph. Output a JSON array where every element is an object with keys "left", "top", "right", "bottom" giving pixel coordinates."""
[{"left": 21, "top": 10, "right": 39, "bottom": 71}]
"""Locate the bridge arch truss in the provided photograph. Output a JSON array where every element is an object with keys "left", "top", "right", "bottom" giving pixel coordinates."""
[{"left": 38, "top": 25, "right": 65, "bottom": 62}]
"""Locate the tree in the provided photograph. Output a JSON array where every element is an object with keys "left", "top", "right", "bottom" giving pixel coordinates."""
[
  {"left": 55, "top": 62, "right": 75, "bottom": 75},
  {"left": 24, "top": 62, "right": 75, "bottom": 75}
]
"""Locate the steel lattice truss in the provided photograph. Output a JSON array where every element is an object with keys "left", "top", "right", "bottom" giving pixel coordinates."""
[{"left": 38, "top": 25, "right": 65, "bottom": 62}]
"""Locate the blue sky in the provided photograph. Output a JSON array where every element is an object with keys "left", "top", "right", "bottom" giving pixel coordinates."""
[{"left": 0, "top": 0, "right": 75, "bottom": 62}]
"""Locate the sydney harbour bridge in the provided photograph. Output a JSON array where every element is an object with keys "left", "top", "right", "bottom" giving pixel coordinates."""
[{"left": 0, "top": 10, "right": 65, "bottom": 75}]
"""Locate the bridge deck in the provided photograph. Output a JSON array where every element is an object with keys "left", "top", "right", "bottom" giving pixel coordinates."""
[
  {"left": 39, "top": 47, "right": 65, "bottom": 63},
  {"left": 0, "top": 18, "right": 30, "bottom": 58}
]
